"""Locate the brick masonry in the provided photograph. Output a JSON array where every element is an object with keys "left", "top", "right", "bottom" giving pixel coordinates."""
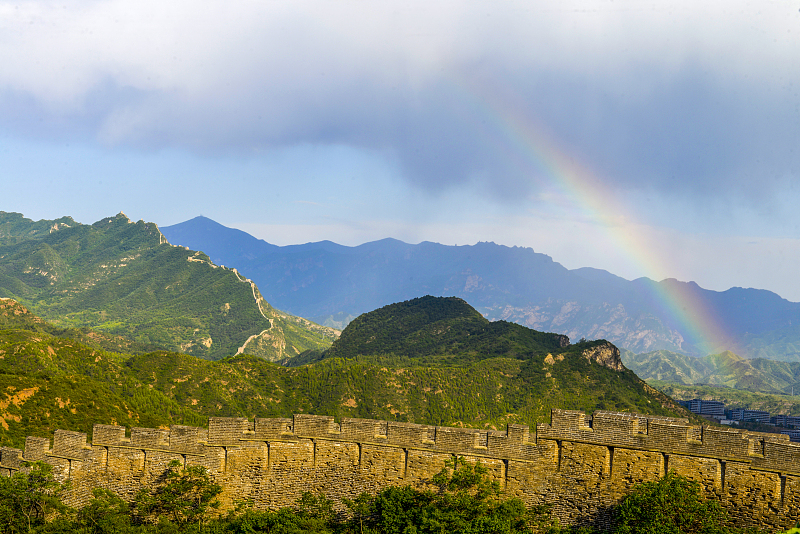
[{"left": 1, "top": 409, "right": 798, "bottom": 530}]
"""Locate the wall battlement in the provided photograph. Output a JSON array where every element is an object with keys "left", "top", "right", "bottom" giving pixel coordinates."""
[{"left": 2, "top": 409, "right": 798, "bottom": 530}]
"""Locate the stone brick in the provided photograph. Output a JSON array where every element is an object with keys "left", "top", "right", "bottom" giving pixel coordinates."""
[{"left": 7, "top": 409, "right": 800, "bottom": 529}]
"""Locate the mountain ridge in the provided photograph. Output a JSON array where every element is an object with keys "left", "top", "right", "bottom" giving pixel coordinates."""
[
  {"left": 0, "top": 211, "right": 335, "bottom": 361},
  {"left": 295, "top": 295, "right": 575, "bottom": 368},
  {"left": 623, "top": 348, "right": 800, "bottom": 395},
  {"left": 162, "top": 216, "right": 800, "bottom": 360}
]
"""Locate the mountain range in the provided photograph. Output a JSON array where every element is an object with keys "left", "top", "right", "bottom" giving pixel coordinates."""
[
  {"left": 0, "top": 211, "right": 334, "bottom": 361},
  {"left": 622, "top": 348, "right": 800, "bottom": 395},
  {"left": 162, "top": 216, "right": 800, "bottom": 360}
]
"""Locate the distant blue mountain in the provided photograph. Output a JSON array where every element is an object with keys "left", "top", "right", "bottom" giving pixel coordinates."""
[{"left": 161, "top": 216, "right": 800, "bottom": 360}]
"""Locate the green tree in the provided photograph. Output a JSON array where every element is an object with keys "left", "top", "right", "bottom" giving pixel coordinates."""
[
  {"left": 295, "top": 491, "right": 336, "bottom": 532},
  {"left": 221, "top": 493, "right": 336, "bottom": 534},
  {"left": 614, "top": 471, "right": 726, "bottom": 534},
  {"left": 361, "top": 456, "right": 556, "bottom": 534},
  {"left": 0, "top": 461, "right": 69, "bottom": 533},
  {"left": 342, "top": 492, "right": 375, "bottom": 534},
  {"left": 133, "top": 460, "right": 221, "bottom": 532},
  {"left": 75, "top": 488, "right": 136, "bottom": 534}
]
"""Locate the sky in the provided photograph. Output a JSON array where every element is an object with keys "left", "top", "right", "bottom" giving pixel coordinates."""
[{"left": 2, "top": 0, "right": 799, "bottom": 300}]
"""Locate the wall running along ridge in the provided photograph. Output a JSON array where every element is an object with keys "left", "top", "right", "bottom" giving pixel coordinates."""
[{"left": 1, "top": 409, "right": 798, "bottom": 530}]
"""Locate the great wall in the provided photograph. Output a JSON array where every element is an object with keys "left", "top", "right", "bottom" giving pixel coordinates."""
[{"left": 1, "top": 409, "right": 799, "bottom": 530}]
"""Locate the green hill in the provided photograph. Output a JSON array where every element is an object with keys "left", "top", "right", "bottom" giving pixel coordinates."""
[
  {"left": 0, "top": 212, "right": 335, "bottom": 361},
  {"left": 0, "top": 297, "right": 159, "bottom": 354},
  {"left": 290, "top": 295, "right": 571, "bottom": 366},
  {"left": 331, "top": 296, "right": 570, "bottom": 360},
  {"left": 0, "top": 323, "right": 207, "bottom": 448},
  {"left": 742, "top": 323, "right": 800, "bottom": 361},
  {"left": 281, "top": 296, "right": 691, "bottom": 422},
  {"left": 0, "top": 299, "right": 693, "bottom": 449},
  {"left": 623, "top": 348, "right": 800, "bottom": 395}
]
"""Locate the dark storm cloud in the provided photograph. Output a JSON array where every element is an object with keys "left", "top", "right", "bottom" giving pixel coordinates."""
[
  {"left": 508, "top": 65, "right": 800, "bottom": 201},
  {"left": 1, "top": 0, "right": 797, "bottom": 206}
]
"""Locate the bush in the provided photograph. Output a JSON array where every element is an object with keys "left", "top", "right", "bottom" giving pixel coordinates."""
[
  {"left": 614, "top": 471, "right": 726, "bottom": 534},
  {"left": 133, "top": 460, "right": 221, "bottom": 532},
  {"left": 358, "top": 456, "right": 558, "bottom": 534},
  {"left": 0, "top": 461, "right": 70, "bottom": 534}
]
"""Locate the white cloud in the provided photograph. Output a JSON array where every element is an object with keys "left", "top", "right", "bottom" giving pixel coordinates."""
[{"left": 2, "top": 1, "right": 794, "bottom": 116}]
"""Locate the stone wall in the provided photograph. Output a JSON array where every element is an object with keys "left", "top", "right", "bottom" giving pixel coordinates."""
[{"left": 2, "top": 409, "right": 799, "bottom": 530}]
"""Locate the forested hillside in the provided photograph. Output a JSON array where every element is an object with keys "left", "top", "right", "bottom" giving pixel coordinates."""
[
  {"left": 623, "top": 348, "right": 800, "bottom": 395},
  {"left": 0, "top": 212, "right": 335, "bottom": 361},
  {"left": 0, "top": 298, "right": 691, "bottom": 449},
  {"left": 318, "top": 296, "right": 570, "bottom": 365}
]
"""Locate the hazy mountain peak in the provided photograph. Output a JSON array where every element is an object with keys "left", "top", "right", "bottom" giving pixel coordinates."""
[{"left": 161, "top": 215, "right": 800, "bottom": 360}]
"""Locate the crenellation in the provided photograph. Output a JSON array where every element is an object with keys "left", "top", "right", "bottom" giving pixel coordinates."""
[
  {"left": 386, "top": 421, "right": 436, "bottom": 448},
  {"left": 592, "top": 411, "right": 639, "bottom": 439},
  {"left": 634, "top": 415, "right": 649, "bottom": 433},
  {"left": 432, "top": 426, "right": 485, "bottom": 454},
  {"left": 550, "top": 409, "right": 592, "bottom": 434},
  {"left": 647, "top": 419, "right": 691, "bottom": 450},
  {"left": 5, "top": 409, "right": 800, "bottom": 529},
  {"left": 52, "top": 429, "right": 90, "bottom": 459},
  {"left": 754, "top": 440, "right": 800, "bottom": 474},
  {"left": 169, "top": 425, "right": 207, "bottom": 454},
  {"left": 293, "top": 414, "right": 340, "bottom": 437},
  {"left": 642, "top": 414, "right": 689, "bottom": 429},
  {"left": 130, "top": 427, "right": 169, "bottom": 449},
  {"left": 254, "top": 417, "right": 293, "bottom": 440},
  {"left": 487, "top": 425, "right": 529, "bottom": 458},
  {"left": 209, "top": 417, "right": 252, "bottom": 444},
  {"left": 340, "top": 417, "right": 388, "bottom": 442},
  {"left": 701, "top": 426, "right": 751, "bottom": 459},
  {"left": 748, "top": 431, "right": 788, "bottom": 459},
  {"left": 505, "top": 424, "right": 531, "bottom": 445},
  {"left": 93, "top": 424, "right": 127, "bottom": 445},
  {"left": 0, "top": 446, "right": 22, "bottom": 470}
]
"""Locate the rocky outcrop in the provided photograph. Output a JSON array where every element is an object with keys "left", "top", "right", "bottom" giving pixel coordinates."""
[{"left": 582, "top": 341, "right": 625, "bottom": 371}]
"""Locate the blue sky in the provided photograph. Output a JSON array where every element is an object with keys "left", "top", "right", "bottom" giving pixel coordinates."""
[{"left": 2, "top": 1, "right": 800, "bottom": 300}]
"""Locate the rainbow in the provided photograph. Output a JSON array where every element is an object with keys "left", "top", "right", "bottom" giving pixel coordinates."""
[{"left": 456, "top": 75, "right": 735, "bottom": 356}]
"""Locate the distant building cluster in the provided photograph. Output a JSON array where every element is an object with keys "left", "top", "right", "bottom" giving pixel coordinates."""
[
  {"left": 679, "top": 399, "right": 800, "bottom": 442},
  {"left": 688, "top": 399, "right": 725, "bottom": 417}
]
